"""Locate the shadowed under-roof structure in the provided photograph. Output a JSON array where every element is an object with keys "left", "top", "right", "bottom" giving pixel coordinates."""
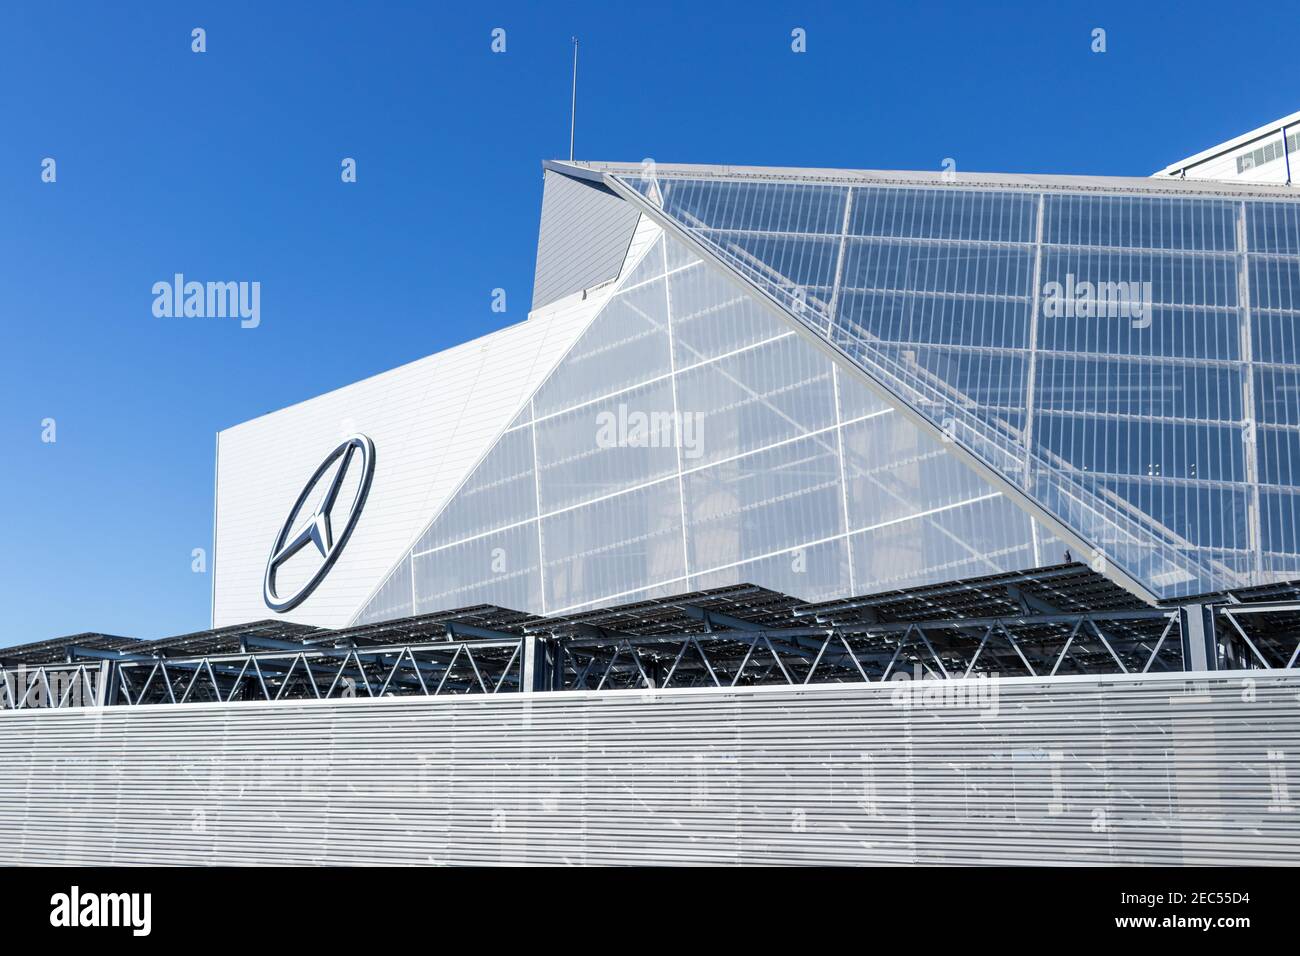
[{"left": 6, "top": 564, "right": 1300, "bottom": 711}]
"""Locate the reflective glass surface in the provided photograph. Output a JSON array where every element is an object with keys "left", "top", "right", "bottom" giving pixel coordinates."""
[
  {"left": 357, "top": 227, "right": 1056, "bottom": 623},
  {"left": 619, "top": 173, "right": 1300, "bottom": 600}
]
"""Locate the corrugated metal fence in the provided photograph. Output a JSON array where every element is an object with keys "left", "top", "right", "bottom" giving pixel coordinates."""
[{"left": 1, "top": 671, "right": 1297, "bottom": 865}]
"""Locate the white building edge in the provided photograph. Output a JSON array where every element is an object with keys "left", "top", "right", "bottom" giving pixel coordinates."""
[{"left": 1154, "top": 109, "right": 1300, "bottom": 184}]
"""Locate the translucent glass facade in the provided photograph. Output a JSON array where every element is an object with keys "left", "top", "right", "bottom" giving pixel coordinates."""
[
  {"left": 617, "top": 174, "right": 1300, "bottom": 601},
  {"left": 356, "top": 226, "right": 1058, "bottom": 624}
]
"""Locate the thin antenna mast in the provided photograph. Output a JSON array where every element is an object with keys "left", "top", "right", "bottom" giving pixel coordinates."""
[{"left": 569, "top": 37, "right": 578, "bottom": 161}]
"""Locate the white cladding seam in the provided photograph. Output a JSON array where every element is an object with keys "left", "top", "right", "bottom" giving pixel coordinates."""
[
  {"left": 347, "top": 215, "right": 664, "bottom": 625},
  {"left": 532, "top": 169, "right": 643, "bottom": 311},
  {"left": 212, "top": 305, "right": 601, "bottom": 630},
  {"left": 2, "top": 671, "right": 1297, "bottom": 866}
]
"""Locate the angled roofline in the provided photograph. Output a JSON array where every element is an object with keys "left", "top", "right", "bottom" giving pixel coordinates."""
[
  {"left": 541, "top": 158, "right": 608, "bottom": 185},
  {"left": 342, "top": 215, "right": 666, "bottom": 628},
  {"left": 547, "top": 158, "right": 1300, "bottom": 200},
  {"left": 599, "top": 168, "right": 1166, "bottom": 607},
  {"left": 1154, "top": 109, "right": 1300, "bottom": 177}
]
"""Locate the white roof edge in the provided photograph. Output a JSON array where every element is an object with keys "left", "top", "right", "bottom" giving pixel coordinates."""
[
  {"left": 541, "top": 159, "right": 607, "bottom": 184},
  {"left": 550, "top": 158, "right": 1300, "bottom": 199},
  {"left": 1154, "top": 110, "right": 1300, "bottom": 176},
  {"left": 218, "top": 316, "right": 552, "bottom": 438}
]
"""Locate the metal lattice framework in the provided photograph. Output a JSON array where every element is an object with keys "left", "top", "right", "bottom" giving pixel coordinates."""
[
  {"left": 111, "top": 640, "right": 524, "bottom": 706},
  {"left": 546, "top": 609, "right": 1184, "bottom": 691},
  {"left": 3, "top": 563, "right": 1300, "bottom": 710},
  {"left": 1218, "top": 603, "right": 1300, "bottom": 670},
  {"left": 0, "top": 662, "right": 108, "bottom": 710}
]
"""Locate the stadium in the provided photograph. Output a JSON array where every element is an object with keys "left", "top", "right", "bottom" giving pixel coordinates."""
[{"left": 5, "top": 118, "right": 1300, "bottom": 865}]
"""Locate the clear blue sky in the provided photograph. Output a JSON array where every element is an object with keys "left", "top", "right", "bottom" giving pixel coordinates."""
[{"left": 0, "top": 1, "right": 1292, "bottom": 645}]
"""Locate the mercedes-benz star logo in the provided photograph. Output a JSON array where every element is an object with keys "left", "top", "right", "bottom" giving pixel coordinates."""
[{"left": 264, "top": 434, "right": 376, "bottom": 612}]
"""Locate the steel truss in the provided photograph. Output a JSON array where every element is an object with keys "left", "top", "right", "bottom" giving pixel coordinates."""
[
  {"left": 4, "top": 577, "right": 1300, "bottom": 710},
  {"left": 551, "top": 609, "right": 1187, "bottom": 691},
  {"left": 0, "top": 662, "right": 108, "bottom": 710},
  {"left": 106, "top": 639, "right": 523, "bottom": 706},
  {"left": 1216, "top": 602, "right": 1300, "bottom": 670}
]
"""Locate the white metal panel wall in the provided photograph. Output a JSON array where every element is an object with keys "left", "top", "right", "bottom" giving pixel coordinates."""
[
  {"left": 349, "top": 216, "right": 662, "bottom": 624},
  {"left": 532, "top": 169, "right": 642, "bottom": 311},
  {"left": 1154, "top": 109, "right": 1300, "bottom": 182},
  {"left": 1163, "top": 145, "right": 1292, "bottom": 184},
  {"left": 212, "top": 306, "right": 599, "bottom": 630},
  {"left": 3, "top": 672, "right": 1298, "bottom": 866}
]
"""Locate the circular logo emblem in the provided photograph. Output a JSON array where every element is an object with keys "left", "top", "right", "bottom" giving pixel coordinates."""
[{"left": 264, "top": 434, "right": 376, "bottom": 612}]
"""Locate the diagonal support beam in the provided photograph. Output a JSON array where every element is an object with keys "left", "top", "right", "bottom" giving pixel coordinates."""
[{"left": 600, "top": 166, "right": 1167, "bottom": 607}]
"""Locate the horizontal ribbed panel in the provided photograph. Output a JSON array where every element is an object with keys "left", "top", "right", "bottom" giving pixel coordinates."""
[{"left": 2, "top": 673, "right": 1298, "bottom": 866}]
